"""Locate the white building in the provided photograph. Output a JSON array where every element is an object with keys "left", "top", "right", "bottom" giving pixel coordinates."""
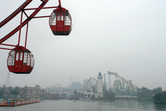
[{"left": 96, "top": 72, "right": 103, "bottom": 98}]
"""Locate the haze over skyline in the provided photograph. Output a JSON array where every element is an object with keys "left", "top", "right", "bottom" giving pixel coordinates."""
[{"left": 0, "top": 0, "right": 166, "bottom": 90}]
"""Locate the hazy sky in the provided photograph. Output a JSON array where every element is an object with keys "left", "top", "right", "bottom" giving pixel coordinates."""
[{"left": 0, "top": 0, "right": 166, "bottom": 89}]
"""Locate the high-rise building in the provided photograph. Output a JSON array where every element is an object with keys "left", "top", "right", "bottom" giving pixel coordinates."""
[{"left": 70, "top": 82, "right": 82, "bottom": 90}]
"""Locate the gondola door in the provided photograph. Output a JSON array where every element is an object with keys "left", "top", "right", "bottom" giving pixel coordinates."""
[
  {"left": 56, "top": 11, "right": 64, "bottom": 32},
  {"left": 14, "top": 50, "right": 23, "bottom": 72}
]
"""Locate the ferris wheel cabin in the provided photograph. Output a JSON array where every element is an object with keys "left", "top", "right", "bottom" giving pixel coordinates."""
[
  {"left": 49, "top": 7, "right": 72, "bottom": 35},
  {"left": 7, "top": 46, "right": 34, "bottom": 74}
]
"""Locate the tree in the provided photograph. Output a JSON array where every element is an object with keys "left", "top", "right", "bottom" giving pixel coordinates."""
[
  {"left": 153, "top": 91, "right": 166, "bottom": 104},
  {"left": 0, "top": 89, "right": 4, "bottom": 98},
  {"left": 137, "top": 87, "right": 153, "bottom": 98},
  {"left": 153, "top": 87, "right": 162, "bottom": 94},
  {"left": 104, "top": 90, "right": 115, "bottom": 100},
  {"left": 11, "top": 87, "right": 20, "bottom": 95}
]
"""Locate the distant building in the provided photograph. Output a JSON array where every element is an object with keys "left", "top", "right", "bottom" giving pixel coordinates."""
[
  {"left": 23, "top": 85, "right": 41, "bottom": 98},
  {"left": 70, "top": 82, "right": 82, "bottom": 90}
]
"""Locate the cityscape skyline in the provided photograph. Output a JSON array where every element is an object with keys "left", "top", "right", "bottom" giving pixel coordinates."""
[
  {"left": 1, "top": 0, "right": 166, "bottom": 90},
  {"left": 1, "top": 71, "right": 165, "bottom": 91}
]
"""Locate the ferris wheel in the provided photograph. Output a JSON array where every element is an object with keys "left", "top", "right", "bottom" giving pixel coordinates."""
[
  {"left": 82, "top": 78, "right": 98, "bottom": 93},
  {"left": 0, "top": 0, "right": 72, "bottom": 74}
]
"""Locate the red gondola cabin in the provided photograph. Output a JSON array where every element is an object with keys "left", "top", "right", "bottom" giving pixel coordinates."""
[
  {"left": 49, "top": 7, "right": 72, "bottom": 35},
  {"left": 7, "top": 46, "right": 34, "bottom": 74}
]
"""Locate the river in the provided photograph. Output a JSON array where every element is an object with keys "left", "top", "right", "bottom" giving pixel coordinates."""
[{"left": 0, "top": 100, "right": 166, "bottom": 111}]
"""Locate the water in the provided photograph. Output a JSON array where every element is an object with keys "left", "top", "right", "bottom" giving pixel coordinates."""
[{"left": 0, "top": 100, "right": 166, "bottom": 111}]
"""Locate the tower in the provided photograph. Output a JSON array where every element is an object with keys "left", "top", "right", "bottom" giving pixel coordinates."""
[
  {"left": 97, "top": 72, "right": 103, "bottom": 98},
  {"left": 6, "top": 72, "right": 10, "bottom": 87}
]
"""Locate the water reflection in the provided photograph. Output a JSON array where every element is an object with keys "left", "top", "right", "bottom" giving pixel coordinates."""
[
  {"left": 96, "top": 100, "right": 166, "bottom": 111},
  {"left": 0, "top": 100, "right": 166, "bottom": 111},
  {"left": 154, "top": 104, "right": 166, "bottom": 111}
]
